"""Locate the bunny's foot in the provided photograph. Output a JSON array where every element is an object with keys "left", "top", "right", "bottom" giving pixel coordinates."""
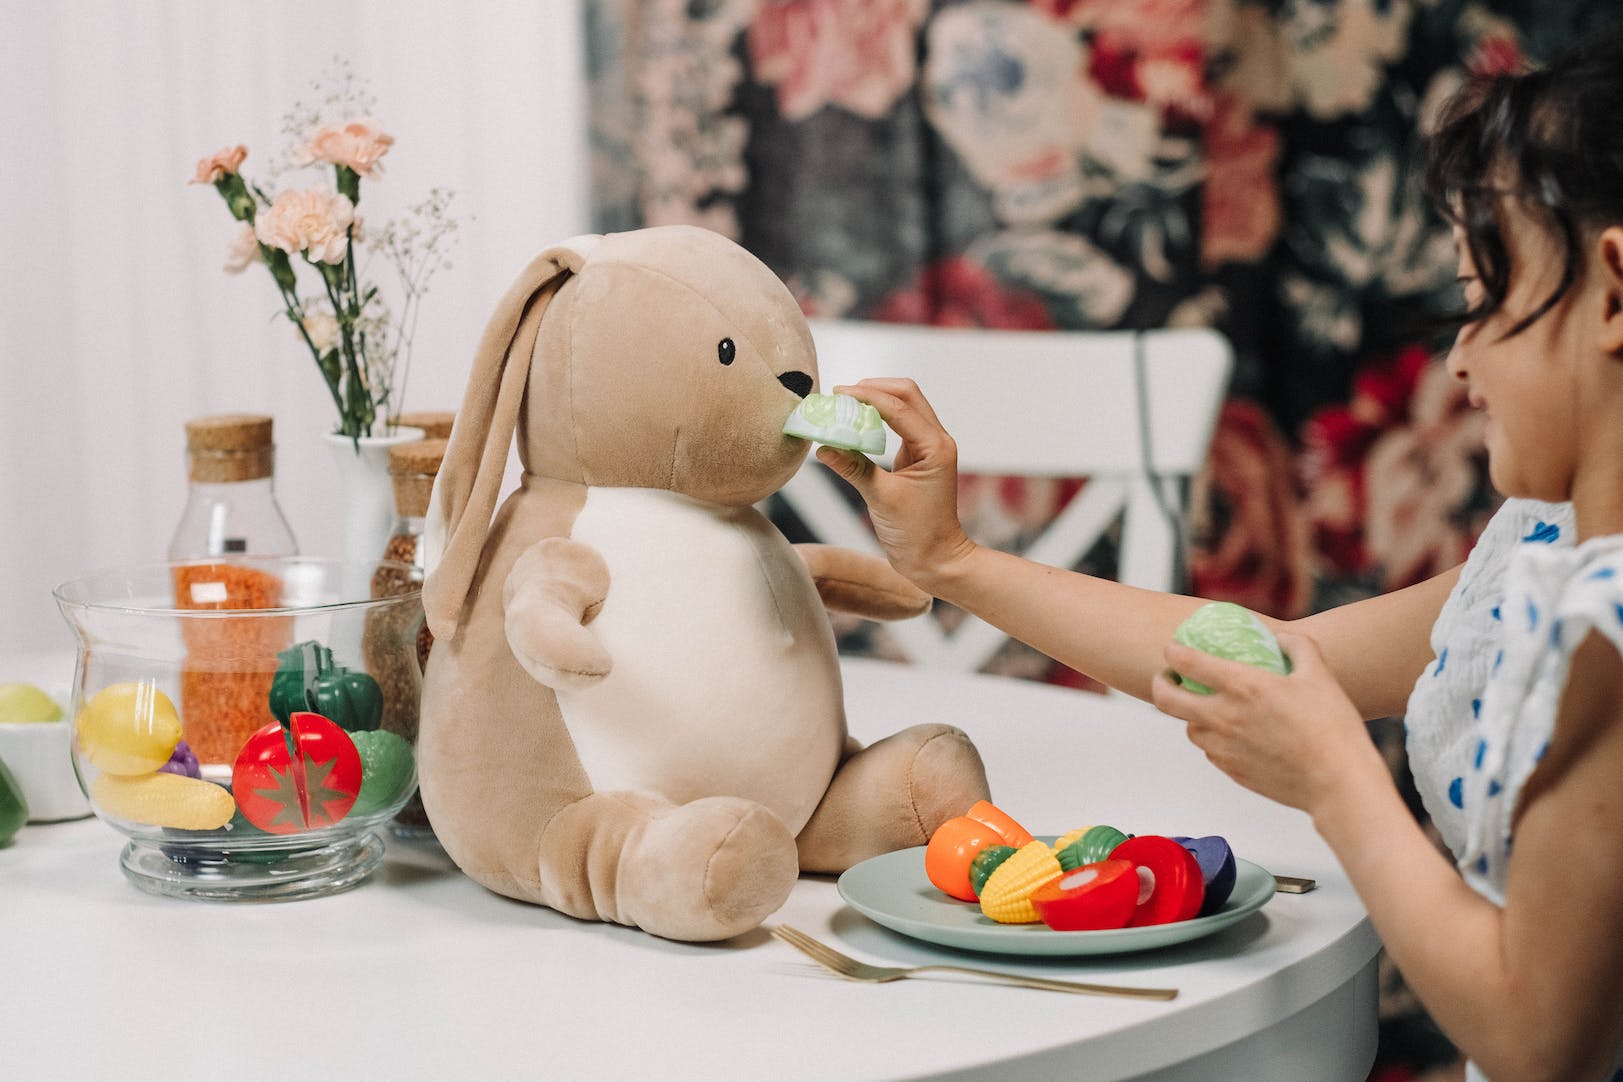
[
  {"left": 537, "top": 791, "right": 798, "bottom": 942},
  {"left": 795, "top": 723, "right": 989, "bottom": 874}
]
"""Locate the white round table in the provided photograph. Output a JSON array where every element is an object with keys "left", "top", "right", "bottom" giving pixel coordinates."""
[{"left": 0, "top": 654, "right": 1378, "bottom": 1081}]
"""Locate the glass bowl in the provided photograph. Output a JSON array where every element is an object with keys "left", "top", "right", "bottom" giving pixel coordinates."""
[{"left": 53, "top": 558, "right": 424, "bottom": 901}]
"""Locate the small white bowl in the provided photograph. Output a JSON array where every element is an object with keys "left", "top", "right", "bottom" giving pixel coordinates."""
[{"left": 0, "top": 716, "right": 91, "bottom": 822}]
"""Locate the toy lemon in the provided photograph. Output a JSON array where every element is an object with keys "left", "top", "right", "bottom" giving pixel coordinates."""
[{"left": 75, "top": 682, "right": 183, "bottom": 776}]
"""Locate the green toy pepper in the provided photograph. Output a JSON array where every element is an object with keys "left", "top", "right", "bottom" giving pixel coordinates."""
[
  {"left": 0, "top": 756, "right": 28, "bottom": 845},
  {"left": 268, "top": 641, "right": 383, "bottom": 733}
]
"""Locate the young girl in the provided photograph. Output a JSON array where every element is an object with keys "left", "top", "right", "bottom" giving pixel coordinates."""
[{"left": 817, "top": 23, "right": 1623, "bottom": 1082}]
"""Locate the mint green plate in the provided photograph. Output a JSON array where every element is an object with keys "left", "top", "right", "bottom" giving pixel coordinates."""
[{"left": 836, "top": 847, "right": 1274, "bottom": 957}]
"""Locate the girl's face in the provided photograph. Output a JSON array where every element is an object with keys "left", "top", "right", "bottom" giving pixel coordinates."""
[{"left": 1445, "top": 201, "right": 1596, "bottom": 503}]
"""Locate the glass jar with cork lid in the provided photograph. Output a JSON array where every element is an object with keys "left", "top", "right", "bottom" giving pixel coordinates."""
[
  {"left": 168, "top": 414, "right": 298, "bottom": 560},
  {"left": 366, "top": 437, "right": 445, "bottom": 840},
  {"left": 395, "top": 411, "right": 455, "bottom": 442}
]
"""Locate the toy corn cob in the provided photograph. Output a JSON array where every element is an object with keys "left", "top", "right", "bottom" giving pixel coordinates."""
[
  {"left": 978, "top": 840, "right": 1063, "bottom": 924},
  {"left": 1052, "top": 826, "right": 1090, "bottom": 853}
]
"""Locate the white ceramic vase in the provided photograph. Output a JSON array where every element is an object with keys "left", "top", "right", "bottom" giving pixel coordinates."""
[
  {"left": 322, "top": 426, "right": 424, "bottom": 670},
  {"left": 323, "top": 426, "right": 425, "bottom": 586}
]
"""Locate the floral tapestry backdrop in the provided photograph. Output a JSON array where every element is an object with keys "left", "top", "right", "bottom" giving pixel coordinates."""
[
  {"left": 585, "top": 0, "right": 1618, "bottom": 1072},
  {"left": 586, "top": 0, "right": 1615, "bottom": 637}
]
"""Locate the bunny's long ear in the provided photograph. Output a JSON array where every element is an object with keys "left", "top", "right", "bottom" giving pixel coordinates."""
[{"left": 423, "top": 236, "right": 600, "bottom": 640}]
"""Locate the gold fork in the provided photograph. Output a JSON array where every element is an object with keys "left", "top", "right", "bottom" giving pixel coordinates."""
[{"left": 771, "top": 925, "right": 1178, "bottom": 1000}]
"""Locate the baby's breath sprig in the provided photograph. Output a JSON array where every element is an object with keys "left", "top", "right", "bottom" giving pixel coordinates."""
[{"left": 191, "top": 63, "right": 459, "bottom": 443}]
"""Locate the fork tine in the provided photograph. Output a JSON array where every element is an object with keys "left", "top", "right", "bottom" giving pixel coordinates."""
[
  {"left": 775, "top": 926, "right": 847, "bottom": 967},
  {"left": 773, "top": 926, "right": 860, "bottom": 979},
  {"left": 772, "top": 925, "right": 829, "bottom": 962},
  {"left": 777, "top": 926, "right": 868, "bottom": 976}
]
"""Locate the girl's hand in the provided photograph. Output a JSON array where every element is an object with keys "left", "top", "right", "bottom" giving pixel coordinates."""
[
  {"left": 813, "top": 378, "right": 977, "bottom": 590},
  {"left": 1149, "top": 631, "right": 1380, "bottom": 816}
]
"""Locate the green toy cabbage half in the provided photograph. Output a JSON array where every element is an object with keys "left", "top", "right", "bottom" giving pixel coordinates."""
[
  {"left": 783, "top": 392, "right": 887, "bottom": 455},
  {"left": 1172, "top": 601, "right": 1291, "bottom": 694}
]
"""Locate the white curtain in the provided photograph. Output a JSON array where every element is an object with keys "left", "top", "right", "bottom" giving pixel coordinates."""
[{"left": 0, "top": 0, "right": 590, "bottom": 655}]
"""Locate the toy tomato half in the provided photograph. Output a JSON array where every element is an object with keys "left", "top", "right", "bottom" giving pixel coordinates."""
[
  {"left": 1112, "top": 835, "right": 1205, "bottom": 927},
  {"left": 232, "top": 712, "right": 361, "bottom": 834},
  {"left": 964, "top": 800, "right": 1034, "bottom": 848},
  {"left": 1031, "top": 859, "right": 1138, "bottom": 931},
  {"left": 925, "top": 816, "right": 1010, "bottom": 901}
]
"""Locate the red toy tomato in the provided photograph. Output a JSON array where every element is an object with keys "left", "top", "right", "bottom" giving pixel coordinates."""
[
  {"left": 1031, "top": 859, "right": 1139, "bottom": 931},
  {"left": 232, "top": 712, "right": 362, "bottom": 834},
  {"left": 1112, "top": 835, "right": 1205, "bottom": 927},
  {"left": 925, "top": 816, "right": 1011, "bottom": 901},
  {"left": 964, "top": 800, "right": 1034, "bottom": 849}
]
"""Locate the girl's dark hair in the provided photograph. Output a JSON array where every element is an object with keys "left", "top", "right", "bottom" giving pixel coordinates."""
[{"left": 1424, "top": 19, "right": 1623, "bottom": 338}]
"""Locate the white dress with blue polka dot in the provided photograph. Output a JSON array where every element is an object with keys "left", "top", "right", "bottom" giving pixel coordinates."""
[
  {"left": 1458, "top": 529, "right": 1623, "bottom": 905},
  {"left": 1404, "top": 498, "right": 1574, "bottom": 862},
  {"left": 1405, "top": 499, "right": 1623, "bottom": 1081}
]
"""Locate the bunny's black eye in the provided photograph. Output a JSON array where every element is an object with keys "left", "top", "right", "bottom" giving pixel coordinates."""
[{"left": 717, "top": 338, "right": 736, "bottom": 366}]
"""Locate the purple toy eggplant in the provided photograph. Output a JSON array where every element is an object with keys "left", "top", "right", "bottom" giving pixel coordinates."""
[{"left": 1172, "top": 835, "right": 1237, "bottom": 916}]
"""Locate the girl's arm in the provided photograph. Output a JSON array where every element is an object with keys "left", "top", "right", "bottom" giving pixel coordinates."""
[
  {"left": 822, "top": 377, "right": 1457, "bottom": 712},
  {"left": 1156, "top": 631, "right": 1623, "bottom": 1081},
  {"left": 929, "top": 545, "right": 1456, "bottom": 711}
]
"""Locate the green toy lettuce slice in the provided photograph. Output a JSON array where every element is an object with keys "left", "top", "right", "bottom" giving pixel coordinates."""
[
  {"left": 783, "top": 392, "right": 887, "bottom": 455},
  {"left": 1172, "top": 601, "right": 1291, "bottom": 694}
]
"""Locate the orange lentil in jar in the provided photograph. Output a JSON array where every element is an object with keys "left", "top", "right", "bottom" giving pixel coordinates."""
[{"left": 172, "top": 564, "right": 291, "bottom": 766}]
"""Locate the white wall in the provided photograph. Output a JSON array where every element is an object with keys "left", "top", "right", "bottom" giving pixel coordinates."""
[{"left": 0, "top": 0, "right": 590, "bottom": 654}]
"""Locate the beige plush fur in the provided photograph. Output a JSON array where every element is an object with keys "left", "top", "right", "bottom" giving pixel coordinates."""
[{"left": 419, "top": 226, "right": 989, "bottom": 942}]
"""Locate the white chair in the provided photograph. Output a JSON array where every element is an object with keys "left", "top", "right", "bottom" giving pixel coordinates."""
[{"left": 780, "top": 317, "right": 1232, "bottom": 673}]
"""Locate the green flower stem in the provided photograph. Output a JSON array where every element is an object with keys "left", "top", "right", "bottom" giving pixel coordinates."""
[
  {"left": 336, "top": 164, "right": 360, "bottom": 206},
  {"left": 317, "top": 258, "right": 371, "bottom": 440},
  {"left": 342, "top": 228, "right": 373, "bottom": 430},
  {"left": 267, "top": 266, "right": 346, "bottom": 424}
]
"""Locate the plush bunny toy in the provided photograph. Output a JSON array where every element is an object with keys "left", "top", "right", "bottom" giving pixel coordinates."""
[{"left": 419, "top": 225, "right": 990, "bottom": 942}]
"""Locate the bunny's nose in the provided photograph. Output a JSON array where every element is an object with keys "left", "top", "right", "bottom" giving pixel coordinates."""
[{"left": 778, "top": 371, "right": 813, "bottom": 398}]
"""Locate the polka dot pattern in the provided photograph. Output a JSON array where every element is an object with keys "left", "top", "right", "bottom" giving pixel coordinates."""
[{"left": 1459, "top": 528, "right": 1623, "bottom": 906}]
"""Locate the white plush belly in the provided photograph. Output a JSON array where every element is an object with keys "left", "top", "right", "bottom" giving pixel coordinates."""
[{"left": 557, "top": 488, "right": 844, "bottom": 833}]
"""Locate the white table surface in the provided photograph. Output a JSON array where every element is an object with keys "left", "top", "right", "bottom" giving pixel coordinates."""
[{"left": 1, "top": 652, "right": 1379, "bottom": 1082}]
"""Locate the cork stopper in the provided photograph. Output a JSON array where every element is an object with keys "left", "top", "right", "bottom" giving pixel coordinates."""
[
  {"left": 396, "top": 411, "right": 455, "bottom": 440},
  {"left": 184, "top": 414, "right": 275, "bottom": 483},
  {"left": 390, "top": 438, "right": 446, "bottom": 518}
]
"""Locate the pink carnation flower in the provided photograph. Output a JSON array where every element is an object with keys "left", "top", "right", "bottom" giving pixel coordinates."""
[
  {"left": 223, "top": 225, "right": 259, "bottom": 274},
  {"left": 296, "top": 117, "right": 394, "bottom": 176},
  {"left": 190, "top": 145, "right": 248, "bottom": 185},
  {"left": 254, "top": 189, "right": 355, "bottom": 265}
]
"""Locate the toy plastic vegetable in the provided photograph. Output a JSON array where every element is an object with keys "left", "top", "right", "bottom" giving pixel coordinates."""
[
  {"left": 1173, "top": 835, "right": 1238, "bottom": 915},
  {"left": 157, "top": 739, "right": 202, "bottom": 779},
  {"left": 968, "top": 844, "right": 1017, "bottom": 898},
  {"left": 1056, "top": 824, "right": 1129, "bottom": 871},
  {"left": 349, "top": 730, "right": 416, "bottom": 817},
  {"left": 0, "top": 756, "right": 27, "bottom": 844},
  {"left": 268, "top": 641, "right": 383, "bottom": 733},
  {"left": 91, "top": 771, "right": 235, "bottom": 831},
  {"left": 1112, "top": 835, "right": 1205, "bottom": 927},
  {"left": 75, "top": 681, "right": 183, "bottom": 776},
  {"left": 1031, "top": 859, "right": 1139, "bottom": 931},
  {"left": 978, "top": 840, "right": 1063, "bottom": 924},
  {"left": 782, "top": 392, "right": 887, "bottom": 454},
  {"left": 1171, "top": 601, "right": 1290, "bottom": 694},
  {"left": 964, "top": 799, "right": 1034, "bottom": 848},
  {"left": 232, "top": 711, "right": 362, "bottom": 834},
  {"left": 925, "top": 815, "right": 1011, "bottom": 902}
]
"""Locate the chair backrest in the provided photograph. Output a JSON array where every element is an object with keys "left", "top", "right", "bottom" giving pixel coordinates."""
[{"left": 779, "top": 317, "right": 1232, "bottom": 673}]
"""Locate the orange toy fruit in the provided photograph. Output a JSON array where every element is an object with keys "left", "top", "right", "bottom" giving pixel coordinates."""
[
  {"left": 925, "top": 816, "right": 1011, "bottom": 901},
  {"left": 964, "top": 799, "right": 1034, "bottom": 848}
]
